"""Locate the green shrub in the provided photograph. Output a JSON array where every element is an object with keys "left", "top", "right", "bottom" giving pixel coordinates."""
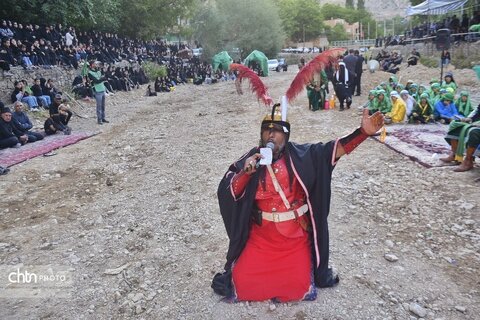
[
  {"left": 419, "top": 56, "right": 438, "bottom": 68},
  {"left": 142, "top": 62, "right": 167, "bottom": 81}
]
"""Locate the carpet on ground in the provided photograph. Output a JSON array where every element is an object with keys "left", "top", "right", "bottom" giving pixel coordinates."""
[
  {"left": 0, "top": 132, "right": 97, "bottom": 168},
  {"left": 371, "top": 123, "right": 454, "bottom": 168}
]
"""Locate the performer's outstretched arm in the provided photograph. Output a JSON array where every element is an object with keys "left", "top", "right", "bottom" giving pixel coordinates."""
[{"left": 335, "top": 109, "right": 384, "bottom": 158}]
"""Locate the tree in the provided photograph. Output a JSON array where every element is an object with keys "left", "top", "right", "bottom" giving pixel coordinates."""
[
  {"left": 192, "top": 0, "right": 285, "bottom": 59},
  {"left": 276, "top": 0, "right": 325, "bottom": 42},
  {"left": 325, "top": 24, "right": 349, "bottom": 42},
  {"left": 117, "top": 0, "right": 195, "bottom": 39},
  {"left": 357, "top": 0, "right": 365, "bottom": 10},
  {"left": 346, "top": 0, "right": 354, "bottom": 9}
]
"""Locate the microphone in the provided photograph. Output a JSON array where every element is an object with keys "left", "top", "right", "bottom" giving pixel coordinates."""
[{"left": 256, "top": 142, "right": 274, "bottom": 168}]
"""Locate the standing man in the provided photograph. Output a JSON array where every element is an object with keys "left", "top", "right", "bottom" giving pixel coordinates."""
[
  {"left": 212, "top": 105, "right": 384, "bottom": 302},
  {"left": 342, "top": 49, "right": 357, "bottom": 96},
  {"left": 87, "top": 61, "right": 109, "bottom": 125},
  {"left": 353, "top": 50, "right": 364, "bottom": 96}
]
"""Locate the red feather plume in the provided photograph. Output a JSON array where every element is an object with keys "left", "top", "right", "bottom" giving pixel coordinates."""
[
  {"left": 285, "top": 48, "right": 345, "bottom": 102},
  {"left": 230, "top": 63, "right": 273, "bottom": 106}
]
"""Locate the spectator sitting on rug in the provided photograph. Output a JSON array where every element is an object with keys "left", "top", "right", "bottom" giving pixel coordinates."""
[
  {"left": 44, "top": 104, "right": 71, "bottom": 135},
  {"left": 434, "top": 93, "right": 462, "bottom": 124},
  {"left": 409, "top": 93, "right": 434, "bottom": 124},
  {"left": 455, "top": 91, "right": 473, "bottom": 117},
  {"left": 12, "top": 101, "right": 44, "bottom": 142},
  {"left": 385, "top": 91, "right": 406, "bottom": 124},
  {"left": 50, "top": 94, "right": 73, "bottom": 120},
  {"left": 400, "top": 90, "right": 416, "bottom": 120},
  {"left": 11, "top": 80, "right": 39, "bottom": 110},
  {"left": 0, "top": 106, "right": 27, "bottom": 148},
  {"left": 440, "top": 103, "right": 480, "bottom": 172},
  {"left": 373, "top": 90, "right": 391, "bottom": 115}
]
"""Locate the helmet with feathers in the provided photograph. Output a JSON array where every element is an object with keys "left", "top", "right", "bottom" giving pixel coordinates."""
[{"left": 230, "top": 48, "right": 344, "bottom": 138}]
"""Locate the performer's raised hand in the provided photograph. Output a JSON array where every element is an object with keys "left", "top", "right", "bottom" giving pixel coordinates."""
[{"left": 361, "top": 109, "right": 384, "bottom": 135}]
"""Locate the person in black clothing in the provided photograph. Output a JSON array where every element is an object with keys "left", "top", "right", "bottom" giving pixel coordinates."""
[
  {"left": 0, "top": 105, "right": 27, "bottom": 149},
  {"left": 44, "top": 103, "right": 72, "bottom": 135},
  {"left": 342, "top": 49, "right": 357, "bottom": 96},
  {"left": 11, "top": 101, "right": 44, "bottom": 142},
  {"left": 50, "top": 94, "right": 73, "bottom": 121},
  {"left": 352, "top": 50, "right": 364, "bottom": 96}
]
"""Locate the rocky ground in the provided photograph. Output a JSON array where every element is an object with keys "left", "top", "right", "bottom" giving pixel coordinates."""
[{"left": 0, "top": 63, "right": 479, "bottom": 320}]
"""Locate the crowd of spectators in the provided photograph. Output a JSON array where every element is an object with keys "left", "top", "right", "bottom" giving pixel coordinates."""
[
  {"left": 0, "top": 18, "right": 202, "bottom": 76},
  {"left": 373, "top": 11, "right": 480, "bottom": 48}
]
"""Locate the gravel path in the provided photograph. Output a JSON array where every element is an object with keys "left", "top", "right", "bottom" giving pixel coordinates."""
[{"left": 0, "top": 65, "right": 478, "bottom": 319}]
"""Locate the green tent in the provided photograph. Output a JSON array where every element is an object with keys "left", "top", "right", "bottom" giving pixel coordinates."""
[
  {"left": 243, "top": 50, "right": 269, "bottom": 77},
  {"left": 212, "top": 51, "right": 233, "bottom": 72},
  {"left": 473, "top": 65, "right": 480, "bottom": 81},
  {"left": 469, "top": 24, "right": 480, "bottom": 32}
]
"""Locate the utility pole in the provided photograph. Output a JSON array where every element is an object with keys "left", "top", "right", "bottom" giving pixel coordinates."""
[
  {"left": 384, "top": 20, "right": 386, "bottom": 36},
  {"left": 303, "top": 24, "right": 305, "bottom": 48},
  {"left": 368, "top": 22, "right": 370, "bottom": 40},
  {"left": 393, "top": 19, "right": 395, "bottom": 35}
]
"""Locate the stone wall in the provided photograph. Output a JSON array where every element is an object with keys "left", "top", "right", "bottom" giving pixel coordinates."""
[
  {"left": 0, "top": 66, "right": 80, "bottom": 105},
  {"left": 0, "top": 60, "right": 141, "bottom": 105}
]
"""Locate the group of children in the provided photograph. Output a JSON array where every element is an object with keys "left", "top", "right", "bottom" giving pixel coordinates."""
[{"left": 360, "top": 72, "right": 475, "bottom": 125}]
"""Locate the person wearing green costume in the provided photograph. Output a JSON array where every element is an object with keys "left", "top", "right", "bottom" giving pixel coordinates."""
[
  {"left": 306, "top": 71, "right": 328, "bottom": 111},
  {"left": 88, "top": 61, "right": 109, "bottom": 125},
  {"left": 358, "top": 90, "right": 377, "bottom": 114},
  {"left": 373, "top": 90, "right": 392, "bottom": 114},
  {"left": 440, "top": 104, "right": 480, "bottom": 172},
  {"left": 429, "top": 83, "right": 442, "bottom": 105},
  {"left": 379, "top": 82, "right": 391, "bottom": 96},
  {"left": 455, "top": 91, "right": 473, "bottom": 117},
  {"left": 409, "top": 83, "right": 419, "bottom": 100},
  {"left": 416, "top": 85, "right": 427, "bottom": 102},
  {"left": 409, "top": 93, "right": 434, "bottom": 124},
  {"left": 441, "top": 72, "right": 457, "bottom": 93}
]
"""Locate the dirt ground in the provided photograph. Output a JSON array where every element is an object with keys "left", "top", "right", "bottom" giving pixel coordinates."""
[{"left": 0, "top": 63, "right": 479, "bottom": 320}]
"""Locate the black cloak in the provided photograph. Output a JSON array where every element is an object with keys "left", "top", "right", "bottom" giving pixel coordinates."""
[{"left": 212, "top": 140, "right": 340, "bottom": 297}]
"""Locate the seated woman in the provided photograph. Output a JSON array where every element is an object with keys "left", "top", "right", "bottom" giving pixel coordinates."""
[
  {"left": 441, "top": 104, "right": 480, "bottom": 172},
  {"left": 385, "top": 91, "right": 406, "bottom": 124},
  {"left": 434, "top": 93, "right": 462, "bottom": 124},
  {"left": 455, "top": 91, "right": 473, "bottom": 117},
  {"left": 409, "top": 93, "right": 434, "bottom": 124}
]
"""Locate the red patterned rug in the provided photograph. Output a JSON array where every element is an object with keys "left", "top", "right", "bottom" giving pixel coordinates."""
[
  {"left": 372, "top": 124, "right": 453, "bottom": 168},
  {"left": 0, "top": 132, "right": 97, "bottom": 168}
]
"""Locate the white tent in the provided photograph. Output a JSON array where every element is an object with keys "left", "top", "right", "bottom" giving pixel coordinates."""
[{"left": 406, "top": 0, "right": 467, "bottom": 16}]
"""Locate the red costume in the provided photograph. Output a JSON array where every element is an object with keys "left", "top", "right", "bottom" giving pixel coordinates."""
[{"left": 230, "top": 157, "right": 315, "bottom": 302}]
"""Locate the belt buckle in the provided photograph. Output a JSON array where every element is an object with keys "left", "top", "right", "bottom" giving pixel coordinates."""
[{"left": 272, "top": 212, "right": 280, "bottom": 223}]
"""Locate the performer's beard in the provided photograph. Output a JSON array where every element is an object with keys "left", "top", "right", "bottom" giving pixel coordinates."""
[{"left": 260, "top": 138, "right": 286, "bottom": 161}]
